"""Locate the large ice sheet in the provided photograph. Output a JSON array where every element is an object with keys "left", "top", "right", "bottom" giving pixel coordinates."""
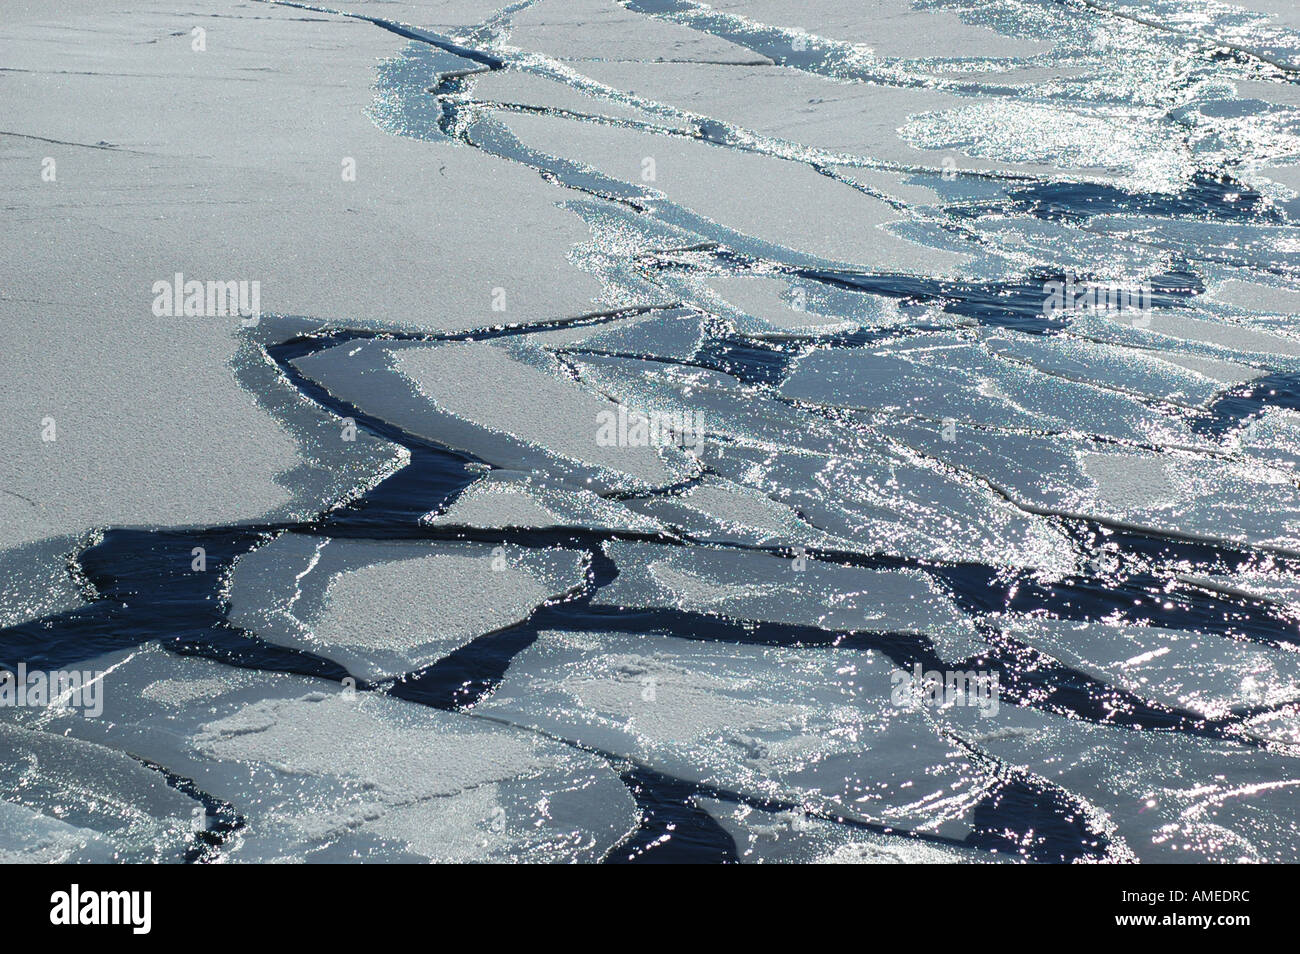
[
  {"left": 1, "top": 5, "right": 604, "bottom": 331},
  {"left": 0, "top": 0, "right": 606, "bottom": 556}
]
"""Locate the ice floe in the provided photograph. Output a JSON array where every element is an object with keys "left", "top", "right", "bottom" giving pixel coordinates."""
[
  {"left": 424, "top": 469, "right": 667, "bottom": 534},
  {"left": 594, "top": 539, "right": 986, "bottom": 660},
  {"left": 695, "top": 798, "right": 1004, "bottom": 864},
  {"left": 1000, "top": 615, "right": 1300, "bottom": 719},
  {"left": 947, "top": 702, "right": 1300, "bottom": 863},
  {"left": 498, "top": 110, "right": 972, "bottom": 273},
  {"left": 0, "top": 644, "right": 637, "bottom": 862},
  {"left": 475, "top": 628, "right": 1006, "bottom": 841},
  {"left": 229, "top": 535, "right": 588, "bottom": 681},
  {"left": 293, "top": 338, "right": 701, "bottom": 494},
  {"left": 0, "top": 723, "right": 199, "bottom": 863}
]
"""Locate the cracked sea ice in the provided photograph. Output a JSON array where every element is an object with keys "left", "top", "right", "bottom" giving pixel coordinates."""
[{"left": 4, "top": 0, "right": 1300, "bottom": 863}]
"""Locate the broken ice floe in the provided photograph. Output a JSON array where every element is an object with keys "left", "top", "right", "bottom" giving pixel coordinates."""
[
  {"left": 523, "top": 307, "right": 707, "bottom": 360},
  {"left": 0, "top": 536, "right": 87, "bottom": 631},
  {"left": 498, "top": 109, "right": 972, "bottom": 274},
  {"left": 474, "top": 628, "right": 1006, "bottom": 841},
  {"left": 981, "top": 332, "right": 1262, "bottom": 409},
  {"left": 621, "top": 476, "right": 833, "bottom": 547},
  {"left": 0, "top": 644, "right": 637, "bottom": 863},
  {"left": 506, "top": 0, "right": 775, "bottom": 66},
  {"left": 423, "top": 469, "right": 667, "bottom": 535},
  {"left": 9, "top": 0, "right": 1300, "bottom": 865},
  {"left": 999, "top": 615, "right": 1300, "bottom": 720},
  {"left": 945, "top": 701, "right": 1300, "bottom": 863},
  {"left": 699, "top": 273, "right": 876, "bottom": 338},
  {"left": 695, "top": 798, "right": 1004, "bottom": 864},
  {"left": 0, "top": 722, "right": 199, "bottom": 863},
  {"left": 782, "top": 330, "right": 1206, "bottom": 447},
  {"left": 880, "top": 415, "right": 1300, "bottom": 554},
  {"left": 593, "top": 539, "right": 985, "bottom": 661},
  {"left": 229, "top": 535, "right": 587, "bottom": 682},
  {"left": 292, "top": 338, "right": 701, "bottom": 494}
]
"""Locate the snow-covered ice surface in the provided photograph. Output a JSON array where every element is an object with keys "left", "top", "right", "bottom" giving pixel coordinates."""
[{"left": 5, "top": 0, "right": 1300, "bottom": 862}]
